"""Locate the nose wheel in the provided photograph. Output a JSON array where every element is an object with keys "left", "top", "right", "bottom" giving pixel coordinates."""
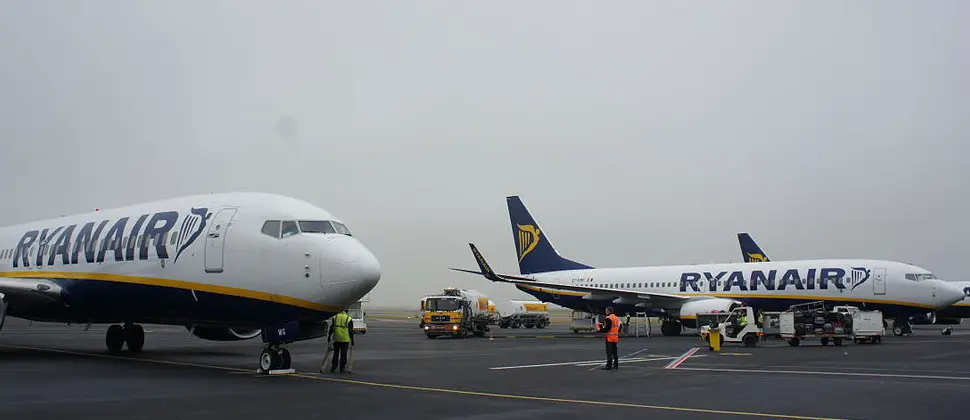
[
  {"left": 105, "top": 323, "right": 145, "bottom": 353},
  {"left": 258, "top": 345, "right": 292, "bottom": 373}
]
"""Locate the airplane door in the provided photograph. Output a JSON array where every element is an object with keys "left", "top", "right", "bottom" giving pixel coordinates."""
[
  {"left": 204, "top": 208, "right": 238, "bottom": 273},
  {"left": 873, "top": 268, "right": 886, "bottom": 295}
]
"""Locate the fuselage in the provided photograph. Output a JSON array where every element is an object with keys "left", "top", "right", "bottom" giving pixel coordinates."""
[
  {"left": 0, "top": 192, "right": 381, "bottom": 329},
  {"left": 514, "top": 259, "right": 964, "bottom": 322}
]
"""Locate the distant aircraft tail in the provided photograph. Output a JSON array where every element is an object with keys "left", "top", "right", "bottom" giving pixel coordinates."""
[
  {"left": 737, "top": 232, "right": 770, "bottom": 262},
  {"left": 506, "top": 196, "right": 592, "bottom": 274}
]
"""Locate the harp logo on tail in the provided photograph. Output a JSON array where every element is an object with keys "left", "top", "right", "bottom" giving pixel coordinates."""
[
  {"left": 173, "top": 207, "right": 210, "bottom": 263},
  {"left": 746, "top": 253, "right": 768, "bottom": 262},
  {"left": 516, "top": 224, "right": 541, "bottom": 262}
]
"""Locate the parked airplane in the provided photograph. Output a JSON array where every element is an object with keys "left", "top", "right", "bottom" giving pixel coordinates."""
[
  {"left": 737, "top": 232, "right": 970, "bottom": 334},
  {"left": 0, "top": 192, "right": 381, "bottom": 372},
  {"left": 451, "top": 196, "right": 966, "bottom": 336}
]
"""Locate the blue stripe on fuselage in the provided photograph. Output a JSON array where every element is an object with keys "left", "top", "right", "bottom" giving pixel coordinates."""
[
  {"left": 8, "top": 277, "right": 332, "bottom": 328},
  {"left": 937, "top": 305, "right": 970, "bottom": 319}
]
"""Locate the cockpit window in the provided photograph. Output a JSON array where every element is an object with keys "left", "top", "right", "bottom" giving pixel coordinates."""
[
  {"left": 261, "top": 221, "right": 281, "bottom": 238},
  {"left": 331, "top": 221, "right": 352, "bottom": 236},
  {"left": 299, "top": 221, "right": 336, "bottom": 234},
  {"left": 906, "top": 273, "right": 938, "bottom": 281},
  {"left": 296, "top": 220, "right": 352, "bottom": 236},
  {"left": 281, "top": 221, "right": 299, "bottom": 238}
]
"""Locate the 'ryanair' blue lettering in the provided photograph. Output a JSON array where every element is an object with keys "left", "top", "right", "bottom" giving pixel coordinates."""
[
  {"left": 10, "top": 208, "right": 208, "bottom": 269},
  {"left": 680, "top": 267, "right": 857, "bottom": 292}
]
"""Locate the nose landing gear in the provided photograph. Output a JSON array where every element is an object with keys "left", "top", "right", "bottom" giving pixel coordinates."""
[
  {"left": 259, "top": 344, "right": 292, "bottom": 373},
  {"left": 105, "top": 322, "right": 145, "bottom": 353}
]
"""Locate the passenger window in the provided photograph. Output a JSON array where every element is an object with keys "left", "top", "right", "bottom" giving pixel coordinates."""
[
  {"left": 281, "top": 221, "right": 299, "bottom": 238},
  {"left": 905, "top": 274, "right": 916, "bottom": 281},
  {"left": 261, "top": 221, "right": 281, "bottom": 238}
]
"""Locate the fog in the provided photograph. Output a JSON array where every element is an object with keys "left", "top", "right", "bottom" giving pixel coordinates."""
[{"left": 2, "top": 2, "right": 968, "bottom": 308}]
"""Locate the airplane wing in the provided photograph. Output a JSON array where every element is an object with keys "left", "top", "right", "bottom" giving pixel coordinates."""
[
  {"left": 0, "top": 277, "right": 65, "bottom": 327},
  {"left": 450, "top": 243, "right": 691, "bottom": 310}
]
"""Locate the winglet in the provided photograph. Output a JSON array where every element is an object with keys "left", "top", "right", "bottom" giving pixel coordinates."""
[
  {"left": 469, "top": 243, "right": 502, "bottom": 281},
  {"left": 448, "top": 244, "right": 506, "bottom": 282}
]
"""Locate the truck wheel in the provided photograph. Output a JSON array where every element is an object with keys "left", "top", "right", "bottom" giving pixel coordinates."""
[
  {"left": 834, "top": 338, "right": 842, "bottom": 346},
  {"left": 743, "top": 334, "right": 757, "bottom": 347},
  {"left": 874, "top": 336, "right": 882, "bottom": 344},
  {"left": 821, "top": 337, "right": 829, "bottom": 346},
  {"left": 788, "top": 338, "right": 800, "bottom": 346}
]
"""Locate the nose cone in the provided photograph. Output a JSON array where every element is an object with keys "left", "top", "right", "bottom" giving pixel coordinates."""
[
  {"left": 320, "top": 236, "right": 381, "bottom": 304},
  {"left": 353, "top": 242, "right": 382, "bottom": 291},
  {"left": 933, "top": 280, "right": 965, "bottom": 308}
]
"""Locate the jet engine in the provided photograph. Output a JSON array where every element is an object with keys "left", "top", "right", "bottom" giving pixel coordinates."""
[
  {"left": 676, "top": 298, "right": 742, "bottom": 328},
  {"left": 188, "top": 325, "right": 262, "bottom": 341}
]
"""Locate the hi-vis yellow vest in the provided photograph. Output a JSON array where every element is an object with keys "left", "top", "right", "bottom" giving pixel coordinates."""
[{"left": 333, "top": 312, "right": 351, "bottom": 343}]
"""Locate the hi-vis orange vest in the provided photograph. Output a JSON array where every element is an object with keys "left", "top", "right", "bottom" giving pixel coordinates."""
[{"left": 605, "top": 314, "right": 620, "bottom": 343}]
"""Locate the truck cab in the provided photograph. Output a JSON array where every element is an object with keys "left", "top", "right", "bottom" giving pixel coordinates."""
[{"left": 422, "top": 296, "right": 466, "bottom": 338}]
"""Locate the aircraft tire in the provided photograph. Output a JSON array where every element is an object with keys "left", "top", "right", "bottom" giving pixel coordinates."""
[
  {"left": 259, "top": 349, "right": 280, "bottom": 372},
  {"left": 279, "top": 348, "right": 291, "bottom": 370},
  {"left": 125, "top": 324, "right": 145, "bottom": 353},
  {"left": 106, "top": 325, "right": 125, "bottom": 353}
]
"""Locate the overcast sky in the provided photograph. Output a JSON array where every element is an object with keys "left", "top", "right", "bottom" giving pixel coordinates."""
[{"left": 2, "top": 2, "right": 968, "bottom": 309}]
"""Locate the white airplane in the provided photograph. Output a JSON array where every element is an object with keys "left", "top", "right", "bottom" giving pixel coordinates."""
[
  {"left": 451, "top": 196, "right": 966, "bottom": 336},
  {"left": 737, "top": 232, "right": 970, "bottom": 334},
  {"left": 0, "top": 192, "right": 381, "bottom": 372}
]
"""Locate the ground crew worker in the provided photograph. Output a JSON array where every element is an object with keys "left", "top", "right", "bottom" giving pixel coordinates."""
[
  {"left": 735, "top": 312, "right": 748, "bottom": 337},
  {"left": 596, "top": 307, "right": 621, "bottom": 370},
  {"left": 327, "top": 309, "right": 354, "bottom": 373}
]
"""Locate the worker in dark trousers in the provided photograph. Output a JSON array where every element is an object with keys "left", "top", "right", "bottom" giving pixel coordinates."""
[
  {"left": 596, "top": 307, "right": 621, "bottom": 370},
  {"left": 327, "top": 309, "right": 355, "bottom": 373}
]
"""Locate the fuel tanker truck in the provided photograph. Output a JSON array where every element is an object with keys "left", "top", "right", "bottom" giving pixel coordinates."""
[
  {"left": 420, "top": 288, "right": 492, "bottom": 338},
  {"left": 498, "top": 300, "right": 550, "bottom": 329}
]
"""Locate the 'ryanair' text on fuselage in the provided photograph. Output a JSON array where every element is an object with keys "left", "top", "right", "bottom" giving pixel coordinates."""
[
  {"left": 679, "top": 267, "right": 873, "bottom": 292},
  {"left": 9, "top": 207, "right": 209, "bottom": 268}
]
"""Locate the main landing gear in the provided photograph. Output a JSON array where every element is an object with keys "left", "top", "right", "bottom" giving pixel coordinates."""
[
  {"left": 259, "top": 343, "right": 292, "bottom": 373},
  {"left": 891, "top": 317, "right": 913, "bottom": 337},
  {"left": 105, "top": 322, "right": 145, "bottom": 353},
  {"left": 660, "top": 318, "right": 682, "bottom": 336}
]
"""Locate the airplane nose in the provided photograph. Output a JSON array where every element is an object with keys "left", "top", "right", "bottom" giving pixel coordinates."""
[
  {"left": 935, "top": 281, "right": 965, "bottom": 307},
  {"left": 319, "top": 237, "right": 381, "bottom": 301},
  {"left": 353, "top": 244, "right": 382, "bottom": 291}
]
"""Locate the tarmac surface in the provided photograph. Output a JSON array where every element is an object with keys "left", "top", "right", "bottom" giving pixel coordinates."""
[{"left": 3, "top": 317, "right": 970, "bottom": 420}]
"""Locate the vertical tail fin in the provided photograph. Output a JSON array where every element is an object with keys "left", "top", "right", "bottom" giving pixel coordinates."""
[
  {"left": 506, "top": 196, "right": 592, "bottom": 274},
  {"left": 737, "top": 232, "right": 770, "bottom": 262}
]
